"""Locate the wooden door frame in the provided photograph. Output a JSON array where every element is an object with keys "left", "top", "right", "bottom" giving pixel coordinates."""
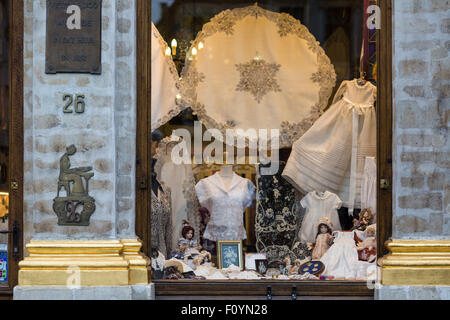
[
  {"left": 376, "top": 0, "right": 393, "bottom": 257},
  {"left": 0, "top": 0, "right": 24, "bottom": 299},
  {"left": 136, "top": 0, "right": 151, "bottom": 256},
  {"left": 136, "top": 0, "right": 393, "bottom": 273}
]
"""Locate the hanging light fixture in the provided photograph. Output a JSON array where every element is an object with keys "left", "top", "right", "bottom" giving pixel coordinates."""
[{"left": 171, "top": 38, "right": 177, "bottom": 56}]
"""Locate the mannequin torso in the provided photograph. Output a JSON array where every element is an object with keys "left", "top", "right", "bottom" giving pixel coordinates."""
[{"left": 219, "top": 165, "right": 234, "bottom": 190}]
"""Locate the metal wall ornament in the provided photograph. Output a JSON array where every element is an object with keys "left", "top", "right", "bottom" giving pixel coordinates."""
[
  {"left": 180, "top": 3, "right": 337, "bottom": 148},
  {"left": 53, "top": 145, "right": 96, "bottom": 226}
]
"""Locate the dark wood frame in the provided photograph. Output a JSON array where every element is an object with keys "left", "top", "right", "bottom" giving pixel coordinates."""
[
  {"left": 0, "top": 0, "right": 24, "bottom": 299},
  {"left": 136, "top": 0, "right": 392, "bottom": 298},
  {"left": 376, "top": 0, "right": 393, "bottom": 258},
  {"left": 136, "top": 0, "right": 152, "bottom": 256}
]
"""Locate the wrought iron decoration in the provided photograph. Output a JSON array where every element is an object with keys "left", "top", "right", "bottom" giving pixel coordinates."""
[{"left": 53, "top": 145, "right": 96, "bottom": 226}]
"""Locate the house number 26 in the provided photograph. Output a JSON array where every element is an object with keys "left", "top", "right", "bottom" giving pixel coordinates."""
[{"left": 63, "top": 94, "right": 86, "bottom": 114}]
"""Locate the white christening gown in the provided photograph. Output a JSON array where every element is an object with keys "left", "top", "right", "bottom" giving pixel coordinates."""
[
  {"left": 320, "top": 231, "right": 358, "bottom": 279},
  {"left": 283, "top": 79, "right": 377, "bottom": 214}
]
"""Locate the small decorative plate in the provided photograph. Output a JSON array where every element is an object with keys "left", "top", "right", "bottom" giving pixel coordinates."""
[{"left": 299, "top": 260, "right": 325, "bottom": 275}]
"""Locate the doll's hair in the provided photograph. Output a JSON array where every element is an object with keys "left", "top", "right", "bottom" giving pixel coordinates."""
[
  {"left": 359, "top": 209, "right": 374, "bottom": 222},
  {"left": 316, "top": 223, "right": 332, "bottom": 238},
  {"left": 182, "top": 225, "right": 195, "bottom": 238}
]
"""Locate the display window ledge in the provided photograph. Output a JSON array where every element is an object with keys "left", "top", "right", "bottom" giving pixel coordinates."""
[{"left": 153, "top": 280, "right": 374, "bottom": 299}]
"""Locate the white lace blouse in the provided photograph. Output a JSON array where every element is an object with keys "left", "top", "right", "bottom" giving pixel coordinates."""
[{"left": 195, "top": 172, "right": 255, "bottom": 241}]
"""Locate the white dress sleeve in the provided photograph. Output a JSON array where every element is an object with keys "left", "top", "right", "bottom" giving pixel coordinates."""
[
  {"left": 334, "top": 194, "right": 343, "bottom": 210},
  {"left": 243, "top": 180, "right": 256, "bottom": 208},
  {"left": 300, "top": 193, "right": 311, "bottom": 209},
  {"left": 195, "top": 180, "right": 209, "bottom": 207},
  {"left": 331, "top": 80, "right": 348, "bottom": 105}
]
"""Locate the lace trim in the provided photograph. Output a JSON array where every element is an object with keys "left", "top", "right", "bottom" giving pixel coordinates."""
[
  {"left": 181, "top": 4, "right": 336, "bottom": 148},
  {"left": 151, "top": 24, "right": 188, "bottom": 130}
]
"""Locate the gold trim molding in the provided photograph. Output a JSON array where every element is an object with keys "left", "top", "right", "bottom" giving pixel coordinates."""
[
  {"left": 18, "top": 239, "right": 149, "bottom": 286},
  {"left": 380, "top": 239, "right": 450, "bottom": 286}
]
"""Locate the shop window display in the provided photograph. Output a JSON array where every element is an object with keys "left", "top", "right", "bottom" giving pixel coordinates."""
[{"left": 151, "top": 0, "right": 378, "bottom": 282}]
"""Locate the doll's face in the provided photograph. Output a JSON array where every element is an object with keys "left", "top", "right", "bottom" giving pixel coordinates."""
[
  {"left": 186, "top": 230, "right": 193, "bottom": 239},
  {"left": 320, "top": 225, "right": 328, "bottom": 234},
  {"left": 363, "top": 211, "right": 371, "bottom": 221}
]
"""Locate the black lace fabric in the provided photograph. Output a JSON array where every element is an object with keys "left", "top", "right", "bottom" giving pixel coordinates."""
[{"left": 255, "top": 162, "right": 312, "bottom": 264}]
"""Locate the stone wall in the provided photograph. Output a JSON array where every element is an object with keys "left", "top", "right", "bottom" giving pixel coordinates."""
[
  {"left": 23, "top": 0, "right": 137, "bottom": 247},
  {"left": 392, "top": 0, "right": 450, "bottom": 239}
]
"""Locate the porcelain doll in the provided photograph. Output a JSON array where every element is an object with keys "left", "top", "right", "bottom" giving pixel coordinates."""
[
  {"left": 193, "top": 250, "right": 212, "bottom": 266},
  {"left": 352, "top": 209, "right": 374, "bottom": 231},
  {"left": 311, "top": 218, "right": 334, "bottom": 260},
  {"left": 171, "top": 221, "right": 202, "bottom": 260},
  {"left": 356, "top": 224, "right": 377, "bottom": 263}
]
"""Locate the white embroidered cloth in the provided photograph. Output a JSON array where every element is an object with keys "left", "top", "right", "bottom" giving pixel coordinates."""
[
  {"left": 151, "top": 23, "right": 184, "bottom": 130},
  {"left": 195, "top": 172, "right": 255, "bottom": 241},
  {"left": 181, "top": 4, "right": 336, "bottom": 148}
]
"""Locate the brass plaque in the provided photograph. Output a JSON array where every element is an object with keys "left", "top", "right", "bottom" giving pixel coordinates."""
[{"left": 46, "top": 0, "right": 102, "bottom": 74}]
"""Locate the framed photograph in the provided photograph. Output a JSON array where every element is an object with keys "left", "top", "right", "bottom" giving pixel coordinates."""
[
  {"left": 217, "top": 240, "right": 244, "bottom": 270},
  {"left": 255, "top": 259, "right": 269, "bottom": 275}
]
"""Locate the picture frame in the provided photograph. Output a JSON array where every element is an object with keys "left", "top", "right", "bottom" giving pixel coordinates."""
[
  {"left": 255, "top": 259, "right": 269, "bottom": 275},
  {"left": 217, "top": 240, "right": 244, "bottom": 270}
]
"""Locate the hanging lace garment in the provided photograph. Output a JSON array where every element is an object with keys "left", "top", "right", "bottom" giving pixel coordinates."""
[
  {"left": 255, "top": 162, "right": 311, "bottom": 264},
  {"left": 283, "top": 79, "right": 377, "bottom": 215},
  {"left": 151, "top": 23, "right": 185, "bottom": 130},
  {"left": 154, "top": 137, "right": 200, "bottom": 251},
  {"left": 151, "top": 183, "right": 172, "bottom": 257},
  {"left": 180, "top": 4, "right": 336, "bottom": 148}
]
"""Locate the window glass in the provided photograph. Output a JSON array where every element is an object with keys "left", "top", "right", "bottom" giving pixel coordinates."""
[{"left": 151, "top": 0, "right": 377, "bottom": 282}]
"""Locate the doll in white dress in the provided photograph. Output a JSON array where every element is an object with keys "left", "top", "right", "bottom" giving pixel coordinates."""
[
  {"left": 311, "top": 218, "right": 335, "bottom": 260},
  {"left": 299, "top": 191, "right": 342, "bottom": 243}
]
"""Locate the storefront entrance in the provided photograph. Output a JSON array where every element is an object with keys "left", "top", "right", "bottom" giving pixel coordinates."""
[
  {"left": 137, "top": 0, "right": 392, "bottom": 300},
  {"left": 0, "top": 0, "right": 23, "bottom": 300}
]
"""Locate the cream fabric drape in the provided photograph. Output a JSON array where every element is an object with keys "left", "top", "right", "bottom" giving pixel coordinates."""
[{"left": 151, "top": 23, "right": 184, "bottom": 131}]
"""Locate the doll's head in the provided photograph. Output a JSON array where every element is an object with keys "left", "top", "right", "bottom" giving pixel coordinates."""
[
  {"left": 366, "top": 224, "right": 376, "bottom": 237},
  {"left": 316, "top": 223, "right": 332, "bottom": 237},
  {"left": 316, "top": 217, "right": 333, "bottom": 237},
  {"left": 360, "top": 209, "right": 374, "bottom": 225},
  {"left": 182, "top": 225, "right": 195, "bottom": 240},
  {"left": 181, "top": 220, "right": 195, "bottom": 239}
]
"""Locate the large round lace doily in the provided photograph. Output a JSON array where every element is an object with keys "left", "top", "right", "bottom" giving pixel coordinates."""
[
  {"left": 181, "top": 4, "right": 336, "bottom": 148},
  {"left": 151, "top": 23, "right": 185, "bottom": 131}
]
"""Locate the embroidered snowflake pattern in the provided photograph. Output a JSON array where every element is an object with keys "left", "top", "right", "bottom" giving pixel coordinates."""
[{"left": 235, "top": 57, "right": 282, "bottom": 103}]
